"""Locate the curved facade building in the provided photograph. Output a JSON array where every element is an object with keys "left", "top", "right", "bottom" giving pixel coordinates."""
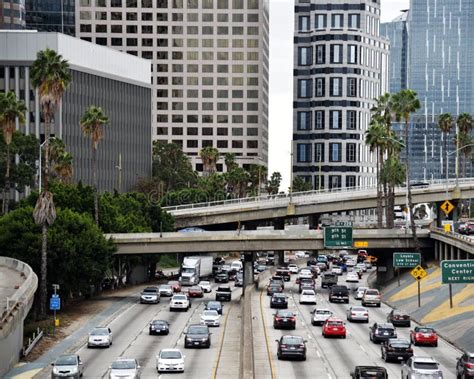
[
  {"left": 293, "top": 0, "right": 389, "bottom": 190},
  {"left": 0, "top": 0, "right": 26, "bottom": 29}
]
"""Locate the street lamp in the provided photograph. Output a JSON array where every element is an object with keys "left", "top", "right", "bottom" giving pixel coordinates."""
[
  {"left": 445, "top": 143, "right": 474, "bottom": 197},
  {"left": 38, "top": 136, "right": 56, "bottom": 192}
]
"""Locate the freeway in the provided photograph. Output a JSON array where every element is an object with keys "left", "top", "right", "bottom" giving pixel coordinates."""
[
  {"left": 254, "top": 259, "right": 460, "bottom": 378},
  {"left": 39, "top": 282, "right": 242, "bottom": 379}
]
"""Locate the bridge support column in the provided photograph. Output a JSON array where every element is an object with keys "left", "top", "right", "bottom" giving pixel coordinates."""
[
  {"left": 443, "top": 243, "right": 448, "bottom": 261},
  {"left": 450, "top": 245, "right": 455, "bottom": 260},
  {"left": 456, "top": 248, "right": 461, "bottom": 260},
  {"left": 274, "top": 251, "right": 285, "bottom": 266},
  {"left": 309, "top": 214, "right": 321, "bottom": 229},
  {"left": 243, "top": 252, "right": 254, "bottom": 289},
  {"left": 434, "top": 241, "right": 439, "bottom": 261},
  {"left": 376, "top": 251, "right": 395, "bottom": 284}
]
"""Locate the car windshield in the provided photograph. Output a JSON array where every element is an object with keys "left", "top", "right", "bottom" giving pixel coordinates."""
[
  {"left": 359, "top": 368, "right": 386, "bottom": 378},
  {"left": 111, "top": 360, "right": 136, "bottom": 369},
  {"left": 389, "top": 339, "right": 410, "bottom": 347},
  {"left": 302, "top": 291, "right": 315, "bottom": 295},
  {"left": 316, "top": 310, "right": 331, "bottom": 315},
  {"left": 378, "top": 327, "right": 394, "bottom": 332},
  {"left": 357, "top": 288, "right": 367, "bottom": 292},
  {"left": 152, "top": 320, "right": 166, "bottom": 326},
  {"left": 327, "top": 321, "right": 343, "bottom": 326},
  {"left": 281, "top": 336, "right": 303, "bottom": 344},
  {"left": 174, "top": 295, "right": 187, "bottom": 300},
  {"left": 365, "top": 290, "right": 379, "bottom": 295},
  {"left": 208, "top": 302, "right": 220, "bottom": 308},
  {"left": 351, "top": 307, "right": 366, "bottom": 312},
  {"left": 160, "top": 285, "right": 172, "bottom": 290},
  {"left": 200, "top": 281, "right": 210, "bottom": 286},
  {"left": 203, "top": 310, "right": 218, "bottom": 317},
  {"left": 277, "top": 311, "right": 294, "bottom": 317},
  {"left": 413, "top": 362, "right": 438, "bottom": 370},
  {"left": 188, "top": 326, "right": 208, "bottom": 334},
  {"left": 168, "top": 281, "right": 179, "bottom": 285},
  {"left": 160, "top": 351, "right": 182, "bottom": 359},
  {"left": 55, "top": 356, "right": 77, "bottom": 366},
  {"left": 90, "top": 328, "right": 109, "bottom": 335},
  {"left": 143, "top": 288, "right": 158, "bottom": 293},
  {"left": 190, "top": 286, "right": 202, "bottom": 291},
  {"left": 416, "top": 327, "right": 434, "bottom": 333},
  {"left": 273, "top": 294, "right": 285, "bottom": 298}
]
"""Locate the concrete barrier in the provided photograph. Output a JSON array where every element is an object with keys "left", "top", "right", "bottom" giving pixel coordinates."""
[{"left": 241, "top": 285, "right": 255, "bottom": 379}]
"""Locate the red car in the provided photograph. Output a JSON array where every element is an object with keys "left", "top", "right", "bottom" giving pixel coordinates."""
[
  {"left": 322, "top": 318, "right": 346, "bottom": 339},
  {"left": 410, "top": 326, "right": 438, "bottom": 347},
  {"left": 168, "top": 281, "right": 181, "bottom": 293},
  {"left": 188, "top": 286, "right": 204, "bottom": 298}
]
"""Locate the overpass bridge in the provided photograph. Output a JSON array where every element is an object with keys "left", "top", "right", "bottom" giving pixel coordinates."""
[{"left": 163, "top": 178, "right": 474, "bottom": 228}]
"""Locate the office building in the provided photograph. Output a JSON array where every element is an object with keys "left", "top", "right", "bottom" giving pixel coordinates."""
[
  {"left": 75, "top": 0, "right": 269, "bottom": 172},
  {"left": 25, "top": 0, "right": 75, "bottom": 35},
  {"left": 0, "top": 30, "right": 152, "bottom": 192},
  {"left": 0, "top": 0, "right": 26, "bottom": 29},
  {"left": 293, "top": 0, "right": 389, "bottom": 190}
]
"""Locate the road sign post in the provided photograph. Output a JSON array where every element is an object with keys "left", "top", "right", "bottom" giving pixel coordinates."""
[
  {"left": 50, "top": 284, "right": 60, "bottom": 333},
  {"left": 441, "top": 260, "right": 474, "bottom": 308},
  {"left": 323, "top": 226, "right": 353, "bottom": 248},
  {"left": 410, "top": 265, "right": 427, "bottom": 308}
]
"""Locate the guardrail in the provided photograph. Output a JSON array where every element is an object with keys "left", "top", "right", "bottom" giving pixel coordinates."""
[
  {"left": 22, "top": 327, "right": 43, "bottom": 357},
  {"left": 431, "top": 227, "right": 474, "bottom": 243},
  {"left": 163, "top": 177, "right": 474, "bottom": 213},
  {"left": 0, "top": 257, "right": 38, "bottom": 329}
]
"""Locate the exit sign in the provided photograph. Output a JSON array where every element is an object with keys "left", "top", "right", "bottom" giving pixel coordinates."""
[{"left": 324, "top": 227, "right": 353, "bottom": 248}]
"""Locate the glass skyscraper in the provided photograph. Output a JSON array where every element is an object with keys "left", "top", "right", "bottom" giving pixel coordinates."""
[{"left": 25, "top": 0, "right": 75, "bottom": 36}]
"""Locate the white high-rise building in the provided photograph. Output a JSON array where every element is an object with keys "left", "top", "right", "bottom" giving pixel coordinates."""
[{"left": 76, "top": 0, "right": 269, "bottom": 172}]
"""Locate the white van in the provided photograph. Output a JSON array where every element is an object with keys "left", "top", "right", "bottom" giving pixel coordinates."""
[{"left": 230, "top": 260, "right": 243, "bottom": 272}]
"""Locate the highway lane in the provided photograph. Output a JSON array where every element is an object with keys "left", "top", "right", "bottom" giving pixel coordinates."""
[
  {"left": 41, "top": 282, "right": 242, "bottom": 379},
  {"left": 256, "top": 257, "right": 460, "bottom": 378}
]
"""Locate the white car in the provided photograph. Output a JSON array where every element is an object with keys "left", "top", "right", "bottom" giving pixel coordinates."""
[
  {"left": 288, "top": 264, "right": 299, "bottom": 274},
  {"left": 299, "top": 289, "right": 317, "bottom": 304},
  {"left": 295, "top": 251, "right": 306, "bottom": 258},
  {"left": 346, "top": 259, "right": 356, "bottom": 267},
  {"left": 109, "top": 358, "right": 140, "bottom": 379},
  {"left": 362, "top": 289, "right": 381, "bottom": 307},
  {"left": 346, "top": 272, "right": 360, "bottom": 283},
  {"left": 346, "top": 306, "right": 369, "bottom": 323},
  {"left": 230, "top": 260, "right": 243, "bottom": 272},
  {"left": 356, "top": 263, "right": 367, "bottom": 272},
  {"left": 88, "top": 327, "right": 112, "bottom": 348},
  {"left": 311, "top": 308, "right": 333, "bottom": 326},
  {"left": 200, "top": 310, "right": 221, "bottom": 327},
  {"left": 170, "top": 294, "right": 190, "bottom": 312},
  {"left": 156, "top": 349, "right": 185, "bottom": 373},
  {"left": 354, "top": 287, "right": 368, "bottom": 300},
  {"left": 401, "top": 356, "right": 443, "bottom": 378},
  {"left": 198, "top": 281, "right": 212, "bottom": 293},
  {"left": 158, "top": 284, "right": 173, "bottom": 297},
  {"left": 297, "top": 269, "right": 313, "bottom": 281},
  {"left": 332, "top": 266, "right": 343, "bottom": 275}
]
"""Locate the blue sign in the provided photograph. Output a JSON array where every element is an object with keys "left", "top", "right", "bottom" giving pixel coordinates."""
[{"left": 50, "top": 295, "right": 61, "bottom": 311}]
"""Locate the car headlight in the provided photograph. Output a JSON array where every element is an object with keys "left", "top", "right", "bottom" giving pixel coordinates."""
[
  {"left": 202, "top": 337, "right": 208, "bottom": 341},
  {"left": 69, "top": 367, "right": 78, "bottom": 374},
  {"left": 53, "top": 367, "right": 60, "bottom": 374}
]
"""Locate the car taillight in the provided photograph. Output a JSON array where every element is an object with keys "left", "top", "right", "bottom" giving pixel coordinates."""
[
  {"left": 416, "top": 333, "right": 422, "bottom": 338},
  {"left": 290, "top": 317, "right": 296, "bottom": 321},
  {"left": 465, "top": 363, "right": 474, "bottom": 369},
  {"left": 275, "top": 317, "right": 282, "bottom": 321},
  {"left": 407, "top": 348, "right": 413, "bottom": 353},
  {"left": 351, "top": 313, "right": 356, "bottom": 316},
  {"left": 363, "top": 313, "right": 368, "bottom": 316},
  {"left": 280, "top": 344, "right": 287, "bottom": 348},
  {"left": 299, "top": 344, "right": 305, "bottom": 348}
]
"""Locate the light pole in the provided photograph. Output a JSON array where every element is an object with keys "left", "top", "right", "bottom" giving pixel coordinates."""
[
  {"left": 445, "top": 142, "right": 474, "bottom": 199},
  {"left": 38, "top": 136, "right": 55, "bottom": 192},
  {"left": 289, "top": 144, "right": 294, "bottom": 203}
]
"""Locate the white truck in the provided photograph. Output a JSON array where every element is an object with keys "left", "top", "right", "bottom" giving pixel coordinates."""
[{"left": 179, "top": 256, "right": 213, "bottom": 286}]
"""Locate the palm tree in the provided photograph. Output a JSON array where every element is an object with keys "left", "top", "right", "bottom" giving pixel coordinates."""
[
  {"left": 384, "top": 132, "right": 405, "bottom": 228},
  {"left": 199, "top": 146, "right": 220, "bottom": 177},
  {"left": 0, "top": 91, "right": 26, "bottom": 214},
  {"left": 457, "top": 113, "right": 473, "bottom": 178},
  {"left": 365, "top": 121, "right": 387, "bottom": 228},
  {"left": 224, "top": 152, "right": 237, "bottom": 171},
  {"left": 437, "top": 113, "right": 454, "bottom": 180},
  {"left": 53, "top": 152, "right": 74, "bottom": 183},
  {"left": 30, "top": 48, "right": 71, "bottom": 318},
  {"left": 391, "top": 89, "right": 421, "bottom": 247},
  {"left": 80, "top": 105, "right": 109, "bottom": 225}
]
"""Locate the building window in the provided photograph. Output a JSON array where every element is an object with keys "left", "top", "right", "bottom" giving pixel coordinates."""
[
  {"left": 348, "top": 44, "right": 357, "bottom": 64},
  {"left": 315, "top": 78, "right": 325, "bottom": 97},
  {"left": 346, "top": 143, "right": 356, "bottom": 162},
  {"left": 315, "top": 175, "right": 324, "bottom": 190},
  {"left": 315, "top": 110, "right": 325, "bottom": 129},
  {"left": 297, "top": 111, "right": 311, "bottom": 130},
  {"left": 217, "top": 140, "right": 228, "bottom": 148},
  {"left": 329, "top": 143, "right": 342, "bottom": 162},
  {"left": 329, "top": 175, "right": 342, "bottom": 189},
  {"left": 331, "top": 14, "right": 343, "bottom": 29},
  {"left": 347, "top": 78, "right": 357, "bottom": 97},
  {"left": 299, "top": 16, "right": 310, "bottom": 32},
  {"left": 346, "top": 110, "right": 357, "bottom": 129},
  {"left": 329, "top": 110, "right": 342, "bottom": 129},
  {"left": 232, "top": 140, "right": 243, "bottom": 148},
  {"left": 315, "top": 14, "right": 326, "bottom": 30},
  {"left": 346, "top": 175, "right": 356, "bottom": 188},
  {"left": 297, "top": 144, "right": 312, "bottom": 162},
  {"left": 330, "top": 44, "right": 343, "bottom": 63},
  {"left": 315, "top": 143, "right": 324, "bottom": 162},
  {"left": 316, "top": 45, "right": 326, "bottom": 64},
  {"left": 348, "top": 14, "right": 360, "bottom": 29},
  {"left": 298, "top": 47, "right": 312, "bottom": 66},
  {"left": 298, "top": 79, "right": 312, "bottom": 98},
  {"left": 330, "top": 77, "right": 342, "bottom": 97}
]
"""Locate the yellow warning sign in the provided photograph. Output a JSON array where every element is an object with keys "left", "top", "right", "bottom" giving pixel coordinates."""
[
  {"left": 441, "top": 200, "right": 455, "bottom": 215},
  {"left": 410, "top": 265, "right": 427, "bottom": 281}
]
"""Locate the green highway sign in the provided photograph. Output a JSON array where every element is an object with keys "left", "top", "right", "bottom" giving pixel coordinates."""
[
  {"left": 441, "top": 260, "right": 474, "bottom": 284},
  {"left": 324, "top": 227, "right": 353, "bottom": 248},
  {"left": 393, "top": 252, "right": 421, "bottom": 268}
]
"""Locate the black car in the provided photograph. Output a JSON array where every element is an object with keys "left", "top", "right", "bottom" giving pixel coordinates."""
[
  {"left": 270, "top": 293, "right": 288, "bottom": 309},
  {"left": 381, "top": 338, "right": 413, "bottom": 362},
  {"left": 369, "top": 322, "right": 397, "bottom": 344},
  {"left": 267, "top": 284, "right": 283, "bottom": 296},
  {"left": 184, "top": 324, "right": 211, "bottom": 348},
  {"left": 329, "top": 285, "right": 349, "bottom": 304},
  {"left": 215, "top": 272, "right": 229, "bottom": 283},
  {"left": 149, "top": 320, "right": 170, "bottom": 335},
  {"left": 276, "top": 268, "right": 291, "bottom": 282},
  {"left": 276, "top": 335, "right": 307, "bottom": 360},
  {"left": 205, "top": 301, "right": 223, "bottom": 315},
  {"left": 273, "top": 310, "right": 296, "bottom": 329},
  {"left": 456, "top": 351, "right": 474, "bottom": 378},
  {"left": 350, "top": 366, "right": 388, "bottom": 379},
  {"left": 215, "top": 286, "right": 232, "bottom": 302},
  {"left": 387, "top": 309, "right": 411, "bottom": 327},
  {"left": 298, "top": 278, "right": 315, "bottom": 293}
]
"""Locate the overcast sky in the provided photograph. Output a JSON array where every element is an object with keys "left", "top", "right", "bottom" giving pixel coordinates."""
[{"left": 268, "top": 0, "right": 410, "bottom": 191}]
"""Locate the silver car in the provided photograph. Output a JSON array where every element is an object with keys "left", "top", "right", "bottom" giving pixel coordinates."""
[
  {"left": 51, "top": 354, "right": 84, "bottom": 379},
  {"left": 354, "top": 287, "right": 368, "bottom": 300},
  {"left": 109, "top": 358, "right": 141, "bottom": 379},
  {"left": 88, "top": 327, "right": 112, "bottom": 348},
  {"left": 346, "top": 306, "right": 369, "bottom": 323},
  {"left": 401, "top": 356, "right": 443, "bottom": 378}
]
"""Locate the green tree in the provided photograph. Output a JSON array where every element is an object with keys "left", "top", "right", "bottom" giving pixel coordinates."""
[
  {"left": 30, "top": 48, "right": 71, "bottom": 318},
  {"left": 152, "top": 142, "right": 197, "bottom": 191},
  {"left": 248, "top": 164, "right": 267, "bottom": 196},
  {"left": 292, "top": 176, "right": 312, "bottom": 192},
  {"left": 392, "top": 89, "right": 421, "bottom": 247},
  {"left": 456, "top": 113, "right": 474, "bottom": 179},
  {"left": 437, "top": 113, "right": 454, "bottom": 180},
  {"left": 224, "top": 153, "right": 237, "bottom": 171},
  {"left": 199, "top": 146, "right": 220, "bottom": 177},
  {"left": 266, "top": 172, "right": 282, "bottom": 195},
  {"left": 225, "top": 166, "right": 250, "bottom": 198},
  {"left": 0, "top": 91, "right": 27, "bottom": 214},
  {"left": 80, "top": 106, "right": 109, "bottom": 226}
]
